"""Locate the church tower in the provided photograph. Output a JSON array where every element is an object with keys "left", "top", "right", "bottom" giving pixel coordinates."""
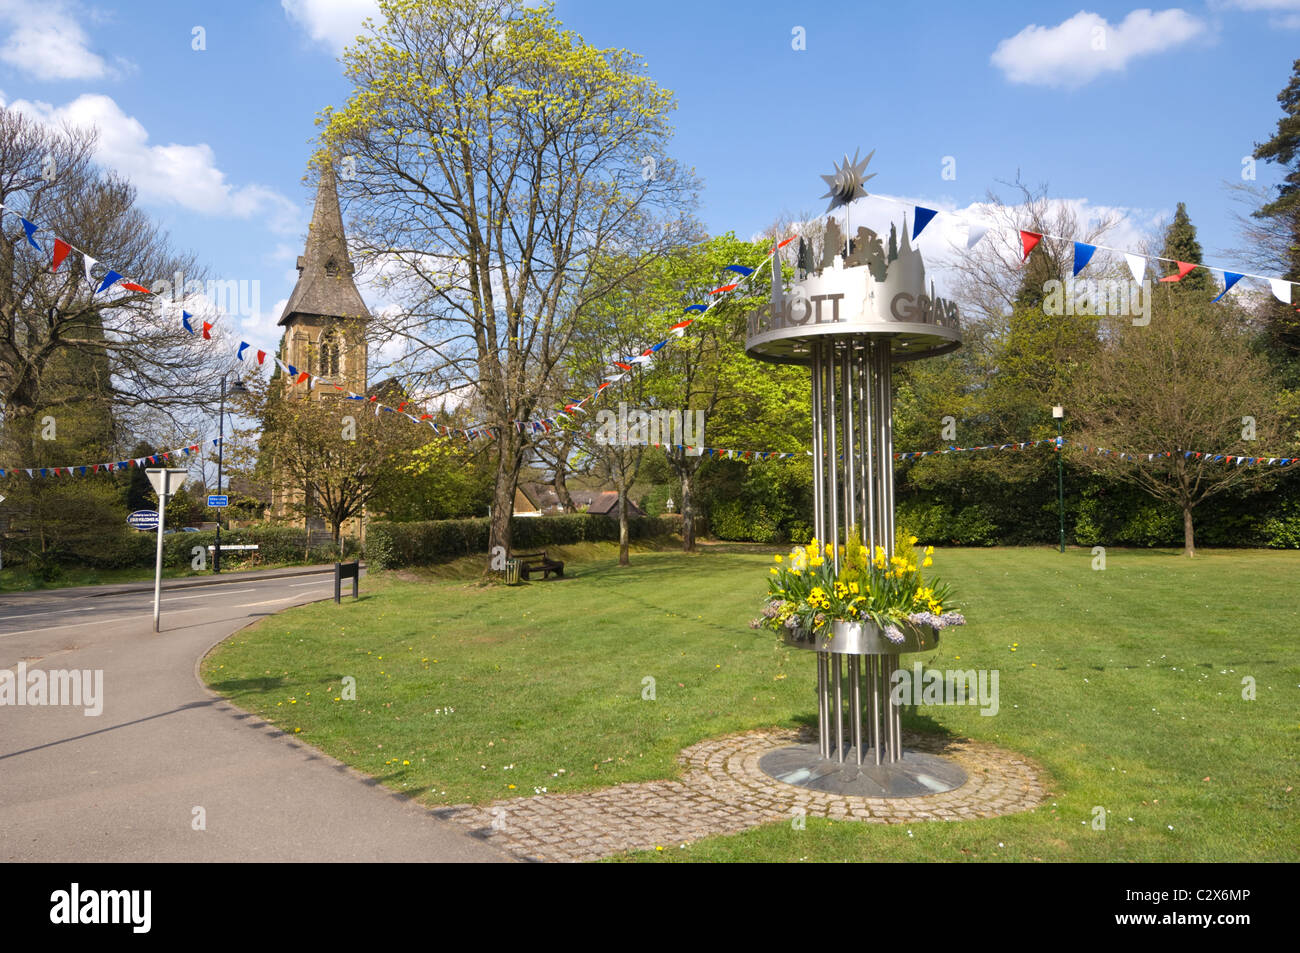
[
  {"left": 278, "top": 162, "right": 369, "bottom": 396},
  {"left": 271, "top": 162, "right": 371, "bottom": 538}
]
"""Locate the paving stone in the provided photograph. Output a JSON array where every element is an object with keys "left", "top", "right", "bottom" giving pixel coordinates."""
[{"left": 441, "top": 728, "right": 1045, "bottom": 862}]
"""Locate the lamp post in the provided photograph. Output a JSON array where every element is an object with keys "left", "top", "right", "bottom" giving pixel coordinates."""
[
  {"left": 214, "top": 375, "right": 249, "bottom": 573},
  {"left": 1053, "top": 405, "right": 1065, "bottom": 553}
]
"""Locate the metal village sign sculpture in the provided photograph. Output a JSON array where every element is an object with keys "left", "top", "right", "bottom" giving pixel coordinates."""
[{"left": 746, "top": 151, "right": 967, "bottom": 796}]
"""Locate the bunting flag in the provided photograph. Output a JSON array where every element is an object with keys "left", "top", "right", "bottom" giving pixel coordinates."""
[
  {"left": 182, "top": 311, "right": 194, "bottom": 334},
  {"left": 1072, "top": 241, "right": 1096, "bottom": 277},
  {"left": 201, "top": 321, "right": 213, "bottom": 340},
  {"left": 1160, "top": 261, "right": 1198, "bottom": 283},
  {"left": 709, "top": 283, "right": 738, "bottom": 295},
  {"left": 1213, "top": 272, "right": 1245, "bottom": 303},
  {"left": 684, "top": 304, "right": 707, "bottom": 314},
  {"left": 95, "top": 270, "right": 123, "bottom": 294},
  {"left": 1, "top": 440, "right": 218, "bottom": 480},
  {"left": 913, "top": 206, "right": 938, "bottom": 240},
  {"left": 1020, "top": 230, "right": 1042, "bottom": 261},
  {"left": 237, "top": 342, "right": 249, "bottom": 360},
  {"left": 1270, "top": 278, "right": 1292, "bottom": 304},
  {"left": 82, "top": 254, "right": 97, "bottom": 287},
  {"left": 20, "top": 217, "right": 40, "bottom": 250},
  {"left": 51, "top": 239, "right": 71, "bottom": 273},
  {"left": 724, "top": 264, "right": 754, "bottom": 277},
  {"left": 966, "top": 223, "right": 988, "bottom": 249},
  {"left": 1124, "top": 253, "right": 1147, "bottom": 285},
  {"left": 120, "top": 281, "right": 151, "bottom": 294}
]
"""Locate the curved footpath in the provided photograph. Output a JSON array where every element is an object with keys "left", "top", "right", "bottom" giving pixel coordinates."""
[{"left": 0, "top": 567, "right": 511, "bottom": 862}]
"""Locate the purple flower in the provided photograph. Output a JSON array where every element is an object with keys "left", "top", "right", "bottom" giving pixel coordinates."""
[
  {"left": 907, "top": 611, "right": 966, "bottom": 630},
  {"left": 883, "top": 623, "right": 905, "bottom": 645}
]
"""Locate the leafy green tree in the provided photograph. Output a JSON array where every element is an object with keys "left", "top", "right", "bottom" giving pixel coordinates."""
[
  {"left": 317, "top": 0, "right": 697, "bottom": 559},
  {"left": 1252, "top": 58, "right": 1300, "bottom": 358},
  {"left": 1158, "top": 202, "right": 1214, "bottom": 295},
  {"left": 635, "top": 234, "right": 808, "bottom": 549},
  {"left": 1068, "top": 295, "right": 1285, "bottom": 557}
]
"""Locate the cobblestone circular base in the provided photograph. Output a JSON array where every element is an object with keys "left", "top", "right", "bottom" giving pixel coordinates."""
[{"left": 435, "top": 728, "right": 1047, "bottom": 863}]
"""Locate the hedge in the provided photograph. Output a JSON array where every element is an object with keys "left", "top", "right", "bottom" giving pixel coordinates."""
[{"left": 366, "top": 513, "right": 687, "bottom": 569}]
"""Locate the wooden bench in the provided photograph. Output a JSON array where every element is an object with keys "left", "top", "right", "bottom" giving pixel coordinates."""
[{"left": 513, "top": 550, "right": 564, "bottom": 581}]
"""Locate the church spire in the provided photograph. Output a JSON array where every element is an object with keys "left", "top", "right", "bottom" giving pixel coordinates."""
[{"left": 278, "top": 160, "right": 370, "bottom": 326}]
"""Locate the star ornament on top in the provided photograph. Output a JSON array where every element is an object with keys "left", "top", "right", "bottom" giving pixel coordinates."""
[{"left": 819, "top": 149, "right": 876, "bottom": 212}]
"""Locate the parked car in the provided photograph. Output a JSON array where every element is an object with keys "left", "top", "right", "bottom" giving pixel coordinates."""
[{"left": 181, "top": 527, "right": 201, "bottom": 533}]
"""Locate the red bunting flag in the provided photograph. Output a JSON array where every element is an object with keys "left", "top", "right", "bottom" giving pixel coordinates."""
[
  {"left": 709, "top": 283, "right": 738, "bottom": 295},
  {"left": 256, "top": 350, "right": 266, "bottom": 364},
  {"left": 202, "top": 321, "right": 212, "bottom": 339},
  {"left": 51, "top": 239, "right": 71, "bottom": 272},
  {"left": 296, "top": 372, "right": 310, "bottom": 385},
  {"left": 120, "top": 281, "right": 150, "bottom": 294},
  {"left": 1159, "top": 261, "right": 1198, "bottom": 283},
  {"left": 1020, "top": 231, "right": 1042, "bottom": 261}
]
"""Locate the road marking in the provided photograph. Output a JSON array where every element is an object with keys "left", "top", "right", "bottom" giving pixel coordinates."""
[
  {"left": 235, "top": 596, "right": 305, "bottom": 607},
  {"left": 290, "top": 580, "right": 335, "bottom": 587},
  {"left": 0, "top": 606, "right": 98, "bottom": 621},
  {"left": 161, "top": 588, "right": 256, "bottom": 602},
  {"left": 0, "top": 615, "right": 139, "bottom": 637}
]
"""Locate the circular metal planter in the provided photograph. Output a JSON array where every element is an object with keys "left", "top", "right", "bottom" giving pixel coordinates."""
[{"left": 783, "top": 619, "right": 939, "bottom": 655}]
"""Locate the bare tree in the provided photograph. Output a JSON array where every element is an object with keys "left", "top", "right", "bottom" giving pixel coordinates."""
[
  {"left": 943, "top": 176, "right": 1125, "bottom": 323},
  {"left": 0, "top": 109, "right": 218, "bottom": 465}
]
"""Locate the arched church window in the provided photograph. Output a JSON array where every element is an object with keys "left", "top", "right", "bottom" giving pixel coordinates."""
[{"left": 318, "top": 330, "right": 342, "bottom": 379}]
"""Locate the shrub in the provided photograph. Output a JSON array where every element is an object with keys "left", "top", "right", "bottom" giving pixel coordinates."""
[{"left": 365, "top": 513, "right": 683, "bottom": 568}]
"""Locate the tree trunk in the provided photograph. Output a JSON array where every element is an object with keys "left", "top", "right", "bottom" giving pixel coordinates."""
[
  {"left": 1183, "top": 505, "right": 1195, "bottom": 558},
  {"left": 489, "top": 436, "right": 524, "bottom": 562},
  {"left": 680, "top": 467, "right": 695, "bottom": 552},
  {"left": 617, "top": 479, "right": 630, "bottom": 566},
  {"left": 553, "top": 455, "right": 576, "bottom": 513}
]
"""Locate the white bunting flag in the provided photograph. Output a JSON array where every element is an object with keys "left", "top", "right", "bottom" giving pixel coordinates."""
[
  {"left": 1124, "top": 254, "right": 1147, "bottom": 285},
  {"left": 965, "top": 224, "right": 988, "bottom": 249},
  {"left": 1269, "top": 278, "right": 1292, "bottom": 304},
  {"left": 83, "top": 253, "right": 98, "bottom": 289}
]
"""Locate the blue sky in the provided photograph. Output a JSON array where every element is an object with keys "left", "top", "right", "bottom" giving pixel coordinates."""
[{"left": 1, "top": 0, "right": 1297, "bottom": 347}]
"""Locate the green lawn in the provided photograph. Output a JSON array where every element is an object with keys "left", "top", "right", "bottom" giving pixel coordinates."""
[{"left": 201, "top": 542, "right": 1300, "bottom": 862}]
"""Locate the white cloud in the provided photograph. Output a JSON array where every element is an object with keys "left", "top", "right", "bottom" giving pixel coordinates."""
[
  {"left": 8, "top": 93, "right": 302, "bottom": 234},
  {"left": 281, "top": 0, "right": 378, "bottom": 50},
  {"left": 991, "top": 9, "right": 1207, "bottom": 89},
  {"left": 0, "top": 0, "right": 122, "bottom": 80}
]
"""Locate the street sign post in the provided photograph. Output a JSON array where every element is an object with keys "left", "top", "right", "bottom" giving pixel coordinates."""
[
  {"left": 146, "top": 468, "right": 189, "bottom": 633},
  {"left": 207, "top": 495, "right": 229, "bottom": 508}
]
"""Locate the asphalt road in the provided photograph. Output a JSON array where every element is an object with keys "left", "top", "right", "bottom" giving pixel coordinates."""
[{"left": 0, "top": 569, "right": 511, "bottom": 862}]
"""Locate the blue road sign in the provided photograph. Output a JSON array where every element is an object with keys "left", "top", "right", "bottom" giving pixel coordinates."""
[
  {"left": 127, "top": 509, "right": 160, "bottom": 530},
  {"left": 207, "top": 495, "right": 229, "bottom": 508}
]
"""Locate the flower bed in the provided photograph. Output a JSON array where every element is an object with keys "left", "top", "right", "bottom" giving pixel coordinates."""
[{"left": 752, "top": 529, "right": 966, "bottom": 645}]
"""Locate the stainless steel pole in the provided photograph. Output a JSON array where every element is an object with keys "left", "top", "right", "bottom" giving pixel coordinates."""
[
  {"left": 817, "top": 652, "right": 828, "bottom": 758},
  {"left": 826, "top": 342, "right": 839, "bottom": 570},
  {"left": 842, "top": 347, "right": 855, "bottom": 544},
  {"left": 811, "top": 343, "right": 824, "bottom": 545},
  {"left": 849, "top": 654, "right": 862, "bottom": 764},
  {"left": 832, "top": 654, "right": 844, "bottom": 762}
]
